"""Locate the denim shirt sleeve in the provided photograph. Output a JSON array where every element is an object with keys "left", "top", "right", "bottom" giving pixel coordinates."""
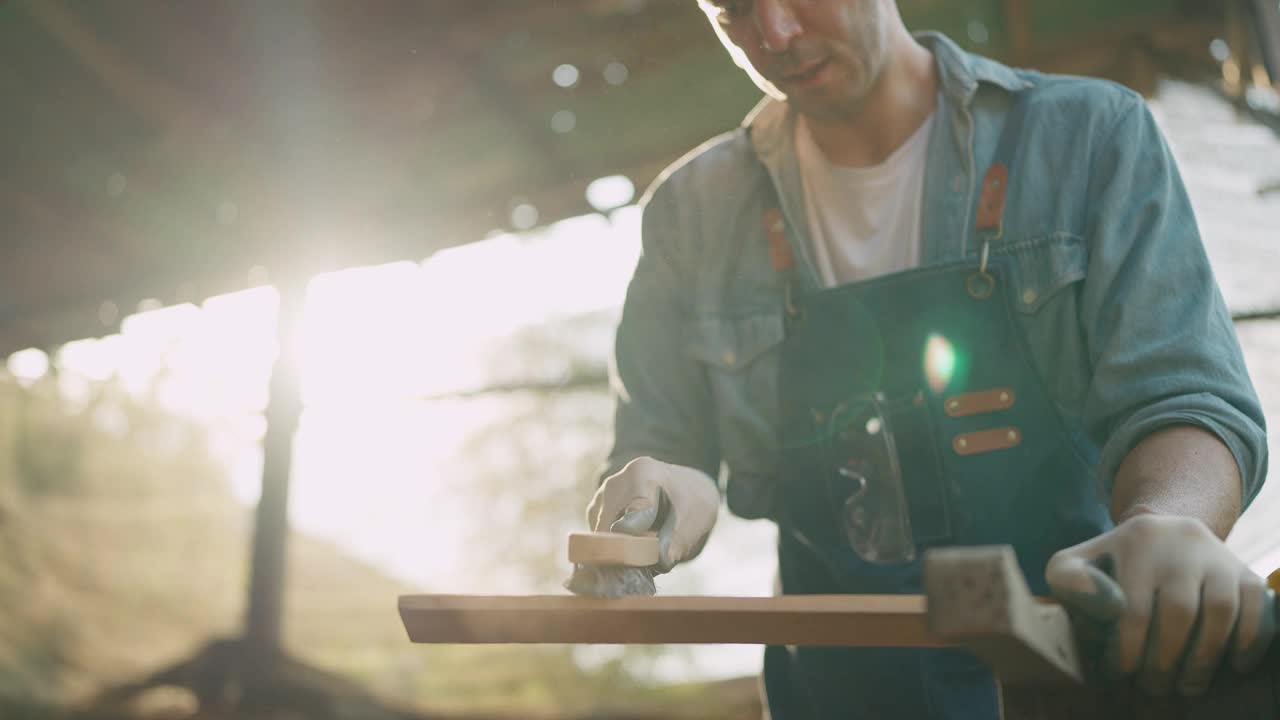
[
  {"left": 603, "top": 182, "right": 722, "bottom": 482},
  {"left": 1082, "top": 96, "right": 1268, "bottom": 506}
]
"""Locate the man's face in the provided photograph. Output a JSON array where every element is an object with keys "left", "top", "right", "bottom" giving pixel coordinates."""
[{"left": 703, "top": 0, "right": 891, "bottom": 120}]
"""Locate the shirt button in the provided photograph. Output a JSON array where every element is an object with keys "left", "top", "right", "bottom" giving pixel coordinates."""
[
  {"left": 722, "top": 351, "right": 737, "bottom": 367},
  {"left": 1021, "top": 289, "right": 1038, "bottom": 306}
]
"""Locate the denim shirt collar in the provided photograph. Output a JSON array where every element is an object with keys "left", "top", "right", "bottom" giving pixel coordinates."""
[{"left": 743, "top": 32, "right": 1031, "bottom": 289}]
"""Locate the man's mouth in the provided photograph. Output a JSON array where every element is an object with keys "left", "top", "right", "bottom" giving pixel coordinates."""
[{"left": 780, "top": 59, "right": 831, "bottom": 87}]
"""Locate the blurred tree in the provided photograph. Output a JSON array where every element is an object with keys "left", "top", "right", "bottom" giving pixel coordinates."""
[
  {"left": 436, "top": 311, "right": 706, "bottom": 685},
  {"left": 0, "top": 353, "right": 757, "bottom": 719}
]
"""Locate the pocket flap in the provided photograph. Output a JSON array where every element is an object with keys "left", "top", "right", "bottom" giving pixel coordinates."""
[
  {"left": 686, "top": 312, "right": 787, "bottom": 370},
  {"left": 1000, "top": 233, "right": 1087, "bottom": 314}
]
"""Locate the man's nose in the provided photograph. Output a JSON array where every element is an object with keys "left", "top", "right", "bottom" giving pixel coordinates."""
[{"left": 754, "top": 0, "right": 802, "bottom": 53}]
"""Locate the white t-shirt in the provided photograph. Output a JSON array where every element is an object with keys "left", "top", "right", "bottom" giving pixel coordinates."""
[{"left": 794, "top": 109, "right": 936, "bottom": 287}]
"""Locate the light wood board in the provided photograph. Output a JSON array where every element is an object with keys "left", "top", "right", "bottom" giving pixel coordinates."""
[{"left": 399, "top": 594, "right": 939, "bottom": 647}]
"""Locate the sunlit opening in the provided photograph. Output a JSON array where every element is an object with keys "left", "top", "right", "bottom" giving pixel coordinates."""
[
  {"left": 0, "top": 204, "right": 772, "bottom": 686},
  {"left": 3, "top": 207, "right": 655, "bottom": 585}
]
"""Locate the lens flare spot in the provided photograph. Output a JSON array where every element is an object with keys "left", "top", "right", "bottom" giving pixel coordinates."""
[{"left": 924, "top": 333, "right": 956, "bottom": 394}]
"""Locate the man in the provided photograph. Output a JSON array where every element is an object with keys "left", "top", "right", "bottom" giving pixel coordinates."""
[{"left": 586, "top": 1, "right": 1274, "bottom": 717}]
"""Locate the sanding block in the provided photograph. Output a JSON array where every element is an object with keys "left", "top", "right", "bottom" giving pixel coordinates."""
[{"left": 566, "top": 531, "right": 659, "bottom": 567}]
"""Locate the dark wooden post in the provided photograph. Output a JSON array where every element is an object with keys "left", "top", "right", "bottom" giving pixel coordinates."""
[
  {"left": 1248, "top": 0, "right": 1280, "bottom": 87},
  {"left": 1002, "top": 0, "right": 1032, "bottom": 68},
  {"left": 243, "top": 279, "right": 306, "bottom": 652}
]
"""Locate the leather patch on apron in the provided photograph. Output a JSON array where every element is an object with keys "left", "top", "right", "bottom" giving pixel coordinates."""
[
  {"left": 952, "top": 427, "right": 1023, "bottom": 456},
  {"left": 976, "top": 164, "right": 1009, "bottom": 235},
  {"left": 943, "top": 387, "right": 1016, "bottom": 417}
]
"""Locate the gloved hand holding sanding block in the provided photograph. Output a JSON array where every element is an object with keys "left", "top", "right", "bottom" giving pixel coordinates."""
[{"left": 563, "top": 457, "right": 720, "bottom": 598}]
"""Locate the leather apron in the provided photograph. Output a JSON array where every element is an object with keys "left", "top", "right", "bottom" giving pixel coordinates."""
[{"left": 760, "top": 98, "right": 1112, "bottom": 719}]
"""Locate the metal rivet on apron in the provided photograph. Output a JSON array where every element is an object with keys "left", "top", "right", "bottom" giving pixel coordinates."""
[
  {"left": 1021, "top": 288, "right": 1038, "bottom": 305},
  {"left": 999, "top": 391, "right": 1010, "bottom": 403},
  {"left": 966, "top": 272, "right": 995, "bottom": 300},
  {"left": 956, "top": 437, "right": 968, "bottom": 450},
  {"left": 1007, "top": 430, "right": 1019, "bottom": 442},
  {"left": 722, "top": 351, "right": 737, "bottom": 367},
  {"left": 947, "top": 399, "right": 960, "bottom": 411},
  {"left": 967, "top": 240, "right": 995, "bottom": 300}
]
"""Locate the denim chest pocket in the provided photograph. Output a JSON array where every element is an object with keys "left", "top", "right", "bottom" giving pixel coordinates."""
[
  {"left": 995, "top": 232, "right": 1088, "bottom": 314},
  {"left": 685, "top": 311, "right": 787, "bottom": 478},
  {"left": 686, "top": 311, "right": 787, "bottom": 370},
  {"left": 993, "top": 231, "right": 1092, "bottom": 416}
]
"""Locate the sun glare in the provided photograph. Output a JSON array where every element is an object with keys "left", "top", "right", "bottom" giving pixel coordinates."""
[{"left": 1, "top": 206, "right": 645, "bottom": 591}]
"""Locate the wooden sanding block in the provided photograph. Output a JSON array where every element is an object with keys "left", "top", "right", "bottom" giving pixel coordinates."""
[{"left": 567, "top": 532, "right": 659, "bottom": 567}]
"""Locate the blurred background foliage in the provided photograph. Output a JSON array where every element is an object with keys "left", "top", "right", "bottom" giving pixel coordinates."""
[{"left": 0, "top": 327, "right": 760, "bottom": 719}]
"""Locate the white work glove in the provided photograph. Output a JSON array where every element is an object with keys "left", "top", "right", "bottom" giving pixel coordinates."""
[
  {"left": 1046, "top": 514, "right": 1277, "bottom": 697},
  {"left": 586, "top": 456, "right": 720, "bottom": 573}
]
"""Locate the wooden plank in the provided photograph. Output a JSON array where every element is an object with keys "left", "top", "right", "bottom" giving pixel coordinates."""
[{"left": 398, "top": 594, "right": 939, "bottom": 647}]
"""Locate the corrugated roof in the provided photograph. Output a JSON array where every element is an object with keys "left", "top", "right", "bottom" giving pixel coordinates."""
[{"left": 0, "top": 0, "right": 1231, "bottom": 355}]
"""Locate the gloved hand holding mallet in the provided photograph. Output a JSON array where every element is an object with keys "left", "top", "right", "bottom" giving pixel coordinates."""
[
  {"left": 565, "top": 456, "right": 720, "bottom": 598},
  {"left": 1046, "top": 514, "right": 1277, "bottom": 697}
]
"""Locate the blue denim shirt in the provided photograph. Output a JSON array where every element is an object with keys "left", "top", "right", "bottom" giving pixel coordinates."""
[{"left": 605, "top": 32, "right": 1267, "bottom": 518}]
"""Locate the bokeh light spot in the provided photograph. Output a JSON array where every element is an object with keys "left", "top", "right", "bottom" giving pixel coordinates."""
[
  {"left": 603, "top": 61, "right": 629, "bottom": 86},
  {"left": 586, "top": 175, "right": 635, "bottom": 212},
  {"left": 99, "top": 301, "right": 119, "bottom": 326},
  {"left": 552, "top": 63, "right": 580, "bottom": 88},
  {"left": 7, "top": 348, "right": 49, "bottom": 385},
  {"left": 551, "top": 109, "right": 577, "bottom": 134},
  {"left": 511, "top": 203, "right": 539, "bottom": 230},
  {"left": 967, "top": 20, "right": 989, "bottom": 45},
  {"left": 1210, "top": 38, "right": 1230, "bottom": 63},
  {"left": 865, "top": 417, "right": 882, "bottom": 436}
]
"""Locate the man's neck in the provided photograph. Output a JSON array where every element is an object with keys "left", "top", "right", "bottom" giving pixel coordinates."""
[{"left": 801, "top": 33, "right": 938, "bottom": 167}]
